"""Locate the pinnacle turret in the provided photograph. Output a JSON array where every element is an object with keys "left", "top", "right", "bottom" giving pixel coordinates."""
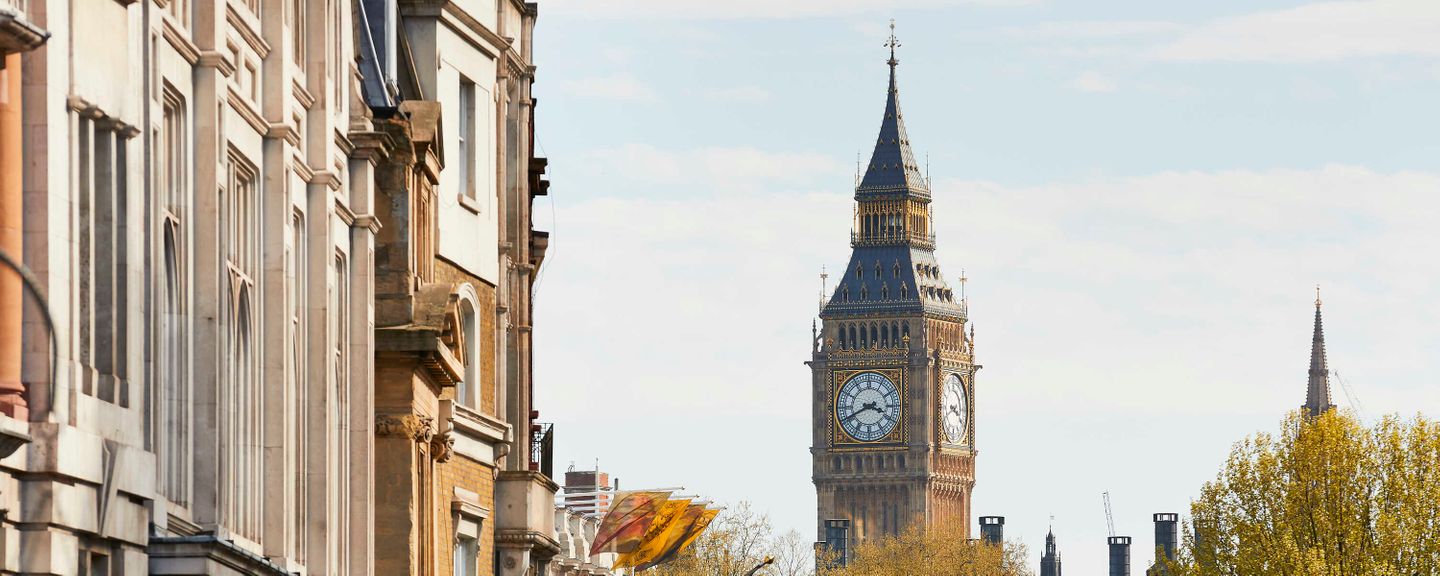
[{"left": 1303, "top": 288, "right": 1336, "bottom": 417}]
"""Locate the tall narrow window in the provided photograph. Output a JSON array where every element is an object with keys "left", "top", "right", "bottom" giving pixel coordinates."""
[
  {"left": 290, "top": 210, "right": 308, "bottom": 561},
  {"left": 458, "top": 78, "right": 476, "bottom": 200},
  {"left": 159, "top": 92, "right": 189, "bottom": 505},
  {"left": 223, "top": 153, "right": 262, "bottom": 541},
  {"left": 290, "top": 0, "right": 306, "bottom": 66},
  {"left": 457, "top": 299, "right": 477, "bottom": 407},
  {"left": 330, "top": 252, "right": 351, "bottom": 562}
]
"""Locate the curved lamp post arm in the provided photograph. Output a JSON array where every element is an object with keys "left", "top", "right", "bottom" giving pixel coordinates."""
[
  {"left": 0, "top": 248, "right": 59, "bottom": 419},
  {"left": 744, "top": 556, "right": 775, "bottom": 576}
]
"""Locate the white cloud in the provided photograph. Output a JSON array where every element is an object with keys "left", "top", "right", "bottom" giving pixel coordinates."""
[
  {"left": 1072, "top": 70, "right": 1117, "bottom": 93},
  {"left": 705, "top": 86, "right": 772, "bottom": 103},
  {"left": 1004, "top": 20, "right": 1184, "bottom": 41},
  {"left": 573, "top": 144, "right": 847, "bottom": 190},
  {"left": 545, "top": 0, "right": 1032, "bottom": 20},
  {"left": 559, "top": 74, "right": 660, "bottom": 102},
  {"left": 1153, "top": 0, "right": 1440, "bottom": 62},
  {"left": 1010, "top": 0, "right": 1440, "bottom": 63}
]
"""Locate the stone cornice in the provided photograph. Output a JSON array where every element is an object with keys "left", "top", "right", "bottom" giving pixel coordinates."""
[
  {"left": 160, "top": 17, "right": 200, "bottom": 65},
  {"left": 225, "top": 87, "right": 268, "bottom": 137},
  {"left": 224, "top": 3, "right": 271, "bottom": 59}
]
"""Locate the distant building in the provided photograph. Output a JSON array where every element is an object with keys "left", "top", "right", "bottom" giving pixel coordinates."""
[
  {"left": 1302, "top": 290, "right": 1336, "bottom": 417},
  {"left": 1040, "top": 527, "right": 1062, "bottom": 576},
  {"left": 564, "top": 465, "right": 614, "bottom": 512},
  {"left": 810, "top": 23, "right": 978, "bottom": 545}
]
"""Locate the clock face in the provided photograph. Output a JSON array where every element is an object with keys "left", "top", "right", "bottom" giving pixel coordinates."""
[
  {"left": 836, "top": 372, "right": 902, "bottom": 442},
  {"left": 942, "top": 373, "right": 968, "bottom": 444}
]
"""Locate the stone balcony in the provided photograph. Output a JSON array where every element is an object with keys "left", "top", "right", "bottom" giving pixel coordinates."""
[
  {"left": 0, "top": 0, "right": 47, "bottom": 56},
  {"left": 495, "top": 470, "right": 561, "bottom": 574}
]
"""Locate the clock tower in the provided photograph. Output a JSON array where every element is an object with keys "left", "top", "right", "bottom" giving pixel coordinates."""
[{"left": 809, "top": 26, "right": 977, "bottom": 544}]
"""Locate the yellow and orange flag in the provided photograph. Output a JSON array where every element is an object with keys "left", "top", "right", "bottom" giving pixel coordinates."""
[
  {"left": 589, "top": 491, "right": 671, "bottom": 557},
  {"left": 634, "top": 506, "right": 721, "bottom": 571},
  {"left": 613, "top": 498, "right": 693, "bottom": 569}
]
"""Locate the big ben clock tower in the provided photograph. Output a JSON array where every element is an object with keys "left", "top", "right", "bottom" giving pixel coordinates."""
[{"left": 809, "top": 25, "right": 977, "bottom": 544}]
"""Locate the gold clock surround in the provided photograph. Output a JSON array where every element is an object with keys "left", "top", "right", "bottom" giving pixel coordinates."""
[{"left": 831, "top": 367, "right": 907, "bottom": 448}]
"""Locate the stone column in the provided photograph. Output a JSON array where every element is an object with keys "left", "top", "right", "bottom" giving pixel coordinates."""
[{"left": 0, "top": 53, "right": 26, "bottom": 419}]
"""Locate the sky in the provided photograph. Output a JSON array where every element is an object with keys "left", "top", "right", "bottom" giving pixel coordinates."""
[{"left": 529, "top": 0, "right": 1440, "bottom": 571}]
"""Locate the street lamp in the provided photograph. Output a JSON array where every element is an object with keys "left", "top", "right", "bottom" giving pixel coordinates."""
[{"left": 744, "top": 556, "right": 775, "bottom": 576}]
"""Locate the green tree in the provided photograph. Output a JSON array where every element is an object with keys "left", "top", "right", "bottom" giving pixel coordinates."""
[{"left": 1174, "top": 410, "right": 1440, "bottom": 575}]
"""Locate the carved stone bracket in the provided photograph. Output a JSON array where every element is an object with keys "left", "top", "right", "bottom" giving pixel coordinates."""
[
  {"left": 431, "top": 430, "right": 455, "bottom": 463},
  {"left": 376, "top": 414, "right": 435, "bottom": 443}
]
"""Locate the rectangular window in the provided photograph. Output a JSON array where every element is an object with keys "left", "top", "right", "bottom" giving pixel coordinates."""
[
  {"left": 458, "top": 78, "right": 476, "bottom": 200},
  {"left": 454, "top": 535, "right": 478, "bottom": 576},
  {"left": 73, "top": 110, "right": 131, "bottom": 406},
  {"left": 290, "top": 0, "right": 306, "bottom": 66}
]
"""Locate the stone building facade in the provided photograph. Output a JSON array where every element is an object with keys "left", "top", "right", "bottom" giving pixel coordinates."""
[
  {"left": 810, "top": 31, "right": 978, "bottom": 545},
  {"left": 0, "top": 0, "right": 559, "bottom": 574}
]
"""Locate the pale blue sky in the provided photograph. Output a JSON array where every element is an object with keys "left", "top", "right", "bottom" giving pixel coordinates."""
[{"left": 531, "top": 0, "right": 1440, "bottom": 571}]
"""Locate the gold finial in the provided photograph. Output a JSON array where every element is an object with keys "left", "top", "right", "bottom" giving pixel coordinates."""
[
  {"left": 1315, "top": 284, "right": 1322, "bottom": 309},
  {"left": 885, "top": 19, "right": 900, "bottom": 68}
]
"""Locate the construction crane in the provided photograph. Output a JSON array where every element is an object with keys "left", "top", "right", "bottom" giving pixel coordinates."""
[{"left": 1103, "top": 491, "right": 1116, "bottom": 537}]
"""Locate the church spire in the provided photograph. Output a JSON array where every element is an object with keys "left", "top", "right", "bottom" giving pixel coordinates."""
[
  {"left": 1303, "top": 286, "right": 1335, "bottom": 417},
  {"left": 857, "top": 21, "right": 928, "bottom": 195}
]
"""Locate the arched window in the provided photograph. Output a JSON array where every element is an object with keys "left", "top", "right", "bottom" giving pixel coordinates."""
[
  {"left": 860, "top": 286, "right": 868, "bottom": 300},
  {"left": 880, "top": 325, "right": 889, "bottom": 348},
  {"left": 893, "top": 261, "right": 900, "bottom": 278},
  {"left": 858, "top": 326, "right": 867, "bottom": 348},
  {"left": 161, "top": 223, "right": 188, "bottom": 505},
  {"left": 457, "top": 298, "right": 478, "bottom": 408},
  {"left": 869, "top": 325, "right": 878, "bottom": 348},
  {"left": 874, "top": 262, "right": 882, "bottom": 278},
  {"left": 838, "top": 326, "right": 848, "bottom": 350},
  {"left": 903, "top": 322, "right": 910, "bottom": 341},
  {"left": 856, "top": 264, "right": 864, "bottom": 279},
  {"left": 900, "top": 283, "right": 908, "bottom": 299},
  {"left": 880, "top": 283, "right": 889, "bottom": 300},
  {"left": 842, "top": 285, "right": 850, "bottom": 302}
]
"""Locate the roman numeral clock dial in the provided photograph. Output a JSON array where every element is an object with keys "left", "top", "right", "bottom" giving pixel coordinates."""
[{"left": 836, "top": 372, "right": 902, "bottom": 442}]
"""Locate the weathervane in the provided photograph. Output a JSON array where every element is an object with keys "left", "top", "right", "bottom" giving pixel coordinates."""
[{"left": 885, "top": 19, "right": 900, "bottom": 68}]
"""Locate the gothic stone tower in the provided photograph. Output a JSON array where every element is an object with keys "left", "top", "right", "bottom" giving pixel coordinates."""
[{"left": 809, "top": 30, "right": 977, "bottom": 543}]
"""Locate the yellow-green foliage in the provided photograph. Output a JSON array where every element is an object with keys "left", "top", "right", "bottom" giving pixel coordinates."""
[
  {"left": 1178, "top": 411, "right": 1440, "bottom": 576},
  {"left": 821, "top": 523, "right": 1032, "bottom": 576}
]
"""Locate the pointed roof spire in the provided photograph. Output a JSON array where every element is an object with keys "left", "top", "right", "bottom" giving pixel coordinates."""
[
  {"left": 1304, "top": 285, "right": 1335, "bottom": 417},
  {"left": 858, "top": 20, "right": 928, "bottom": 195}
]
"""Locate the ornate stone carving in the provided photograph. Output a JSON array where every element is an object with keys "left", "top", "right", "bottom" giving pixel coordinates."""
[
  {"left": 376, "top": 414, "right": 435, "bottom": 442},
  {"left": 431, "top": 430, "right": 455, "bottom": 463}
]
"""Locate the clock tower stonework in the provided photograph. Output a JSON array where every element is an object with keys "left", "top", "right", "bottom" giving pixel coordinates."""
[{"left": 809, "top": 33, "right": 977, "bottom": 544}]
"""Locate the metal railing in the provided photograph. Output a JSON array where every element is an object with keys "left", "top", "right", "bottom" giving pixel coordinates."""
[{"left": 529, "top": 422, "right": 554, "bottom": 477}]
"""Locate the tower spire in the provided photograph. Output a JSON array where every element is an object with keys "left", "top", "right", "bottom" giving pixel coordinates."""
[
  {"left": 857, "top": 20, "right": 926, "bottom": 194},
  {"left": 1303, "top": 286, "right": 1335, "bottom": 417}
]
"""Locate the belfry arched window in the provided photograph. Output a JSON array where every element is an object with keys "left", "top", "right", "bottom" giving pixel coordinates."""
[{"left": 838, "top": 326, "right": 848, "bottom": 350}]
